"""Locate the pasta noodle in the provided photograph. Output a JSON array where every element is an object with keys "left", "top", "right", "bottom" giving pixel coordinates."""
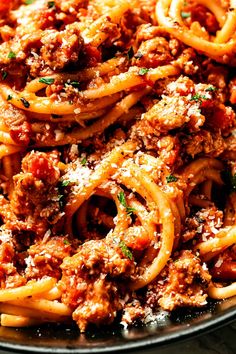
[{"left": 0, "top": 0, "right": 235, "bottom": 332}]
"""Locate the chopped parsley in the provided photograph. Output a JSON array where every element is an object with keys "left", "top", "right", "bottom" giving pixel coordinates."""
[
  {"left": 70, "top": 81, "right": 80, "bottom": 88},
  {"left": 61, "top": 180, "right": 70, "bottom": 187},
  {"left": 138, "top": 68, "right": 149, "bottom": 76},
  {"left": 2, "top": 71, "right": 7, "bottom": 80},
  {"left": 125, "top": 207, "right": 135, "bottom": 217},
  {"left": 118, "top": 191, "right": 126, "bottom": 206},
  {"left": 48, "top": 1, "right": 55, "bottom": 8},
  {"left": 20, "top": 98, "right": 30, "bottom": 108},
  {"left": 181, "top": 11, "right": 191, "bottom": 18},
  {"left": 7, "top": 95, "right": 12, "bottom": 101},
  {"left": 127, "top": 47, "right": 134, "bottom": 60},
  {"left": 205, "top": 86, "right": 217, "bottom": 92},
  {"left": 58, "top": 194, "right": 64, "bottom": 207},
  {"left": 25, "top": 0, "right": 35, "bottom": 4},
  {"left": 65, "top": 81, "right": 80, "bottom": 88},
  {"left": 117, "top": 191, "right": 136, "bottom": 216},
  {"left": 190, "top": 93, "right": 208, "bottom": 102},
  {"left": 119, "top": 240, "right": 133, "bottom": 260},
  {"left": 81, "top": 157, "right": 87, "bottom": 166},
  {"left": 39, "top": 77, "right": 55, "bottom": 85},
  {"left": 8, "top": 51, "right": 16, "bottom": 59},
  {"left": 63, "top": 239, "right": 71, "bottom": 245},
  {"left": 166, "top": 174, "right": 178, "bottom": 183}
]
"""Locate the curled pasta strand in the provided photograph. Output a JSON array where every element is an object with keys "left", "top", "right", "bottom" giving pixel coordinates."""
[
  {"left": 36, "top": 89, "right": 149, "bottom": 146},
  {"left": 156, "top": 0, "right": 236, "bottom": 61},
  {"left": 0, "top": 277, "right": 56, "bottom": 302},
  {"left": 65, "top": 141, "right": 137, "bottom": 235},
  {"left": 80, "top": 64, "right": 180, "bottom": 100},
  {"left": 215, "top": 1, "right": 236, "bottom": 43},
  {"left": 208, "top": 282, "right": 236, "bottom": 299},
  {"left": 25, "top": 57, "right": 126, "bottom": 93},
  {"left": 82, "top": 0, "right": 131, "bottom": 46},
  {"left": 119, "top": 161, "right": 175, "bottom": 290},
  {"left": 0, "top": 84, "right": 122, "bottom": 115},
  {"left": 195, "top": 225, "right": 236, "bottom": 261},
  {"left": 0, "top": 314, "right": 43, "bottom": 328}
]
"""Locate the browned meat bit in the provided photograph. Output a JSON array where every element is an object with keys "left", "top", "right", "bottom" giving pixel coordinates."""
[
  {"left": 135, "top": 24, "right": 169, "bottom": 43},
  {"left": 146, "top": 250, "right": 211, "bottom": 311},
  {"left": 121, "top": 300, "right": 145, "bottom": 326},
  {"left": 55, "top": 0, "right": 88, "bottom": 13},
  {"left": 157, "top": 135, "right": 181, "bottom": 167},
  {"left": 142, "top": 95, "right": 204, "bottom": 133},
  {"left": 205, "top": 104, "right": 235, "bottom": 135},
  {"left": 25, "top": 236, "right": 72, "bottom": 280},
  {"left": 10, "top": 151, "right": 62, "bottom": 237},
  {"left": 0, "top": 24, "right": 83, "bottom": 77},
  {"left": 0, "top": 98, "right": 32, "bottom": 145},
  {"left": 205, "top": 63, "right": 228, "bottom": 91},
  {"left": 0, "top": 195, "right": 24, "bottom": 231},
  {"left": 183, "top": 130, "right": 226, "bottom": 158},
  {"left": 133, "top": 37, "right": 173, "bottom": 68},
  {"left": 21, "top": 150, "right": 60, "bottom": 184},
  {"left": 0, "top": 32, "right": 41, "bottom": 67},
  {"left": 182, "top": 207, "right": 224, "bottom": 243},
  {"left": 59, "top": 239, "right": 135, "bottom": 331},
  {"left": 189, "top": 4, "right": 220, "bottom": 34},
  {"left": 40, "top": 25, "right": 83, "bottom": 71},
  {"left": 137, "top": 0, "right": 158, "bottom": 23},
  {"left": 0, "top": 229, "right": 26, "bottom": 289}
]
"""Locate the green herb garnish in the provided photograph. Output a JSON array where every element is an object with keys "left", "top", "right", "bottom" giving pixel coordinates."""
[
  {"left": 8, "top": 51, "right": 16, "bottom": 59},
  {"left": 20, "top": 97, "right": 30, "bottom": 108},
  {"left": 81, "top": 157, "right": 87, "bottom": 166},
  {"left": 119, "top": 240, "right": 133, "bottom": 260},
  {"left": 58, "top": 194, "right": 64, "bottom": 207},
  {"left": 63, "top": 239, "right": 71, "bottom": 245},
  {"left": 127, "top": 47, "right": 134, "bottom": 60},
  {"left": 48, "top": 1, "right": 55, "bottom": 8},
  {"left": 70, "top": 81, "right": 80, "bottom": 88},
  {"left": 2, "top": 71, "right": 7, "bottom": 80},
  {"left": 65, "top": 81, "right": 80, "bottom": 88},
  {"left": 61, "top": 180, "right": 70, "bottom": 187},
  {"left": 39, "top": 77, "right": 55, "bottom": 85},
  {"left": 190, "top": 93, "right": 208, "bottom": 102},
  {"left": 181, "top": 11, "right": 191, "bottom": 18},
  {"left": 7, "top": 95, "right": 12, "bottom": 101},
  {"left": 205, "top": 86, "right": 217, "bottom": 92},
  {"left": 138, "top": 68, "right": 149, "bottom": 76},
  {"left": 117, "top": 191, "right": 136, "bottom": 216},
  {"left": 166, "top": 174, "right": 178, "bottom": 183},
  {"left": 25, "top": 0, "right": 35, "bottom": 4}
]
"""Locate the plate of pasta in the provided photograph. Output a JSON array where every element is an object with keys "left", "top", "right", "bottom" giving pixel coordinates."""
[{"left": 0, "top": 0, "right": 235, "bottom": 352}]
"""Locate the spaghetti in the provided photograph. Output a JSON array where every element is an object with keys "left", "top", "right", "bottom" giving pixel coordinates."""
[{"left": 0, "top": 0, "right": 235, "bottom": 332}]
